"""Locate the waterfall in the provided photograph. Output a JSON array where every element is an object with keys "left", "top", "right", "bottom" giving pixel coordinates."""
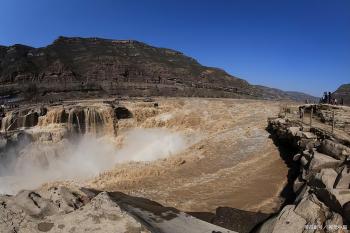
[
  {"left": 39, "top": 108, "right": 68, "bottom": 126},
  {"left": 84, "top": 108, "right": 104, "bottom": 134},
  {"left": 1, "top": 104, "right": 116, "bottom": 136},
  {"left": 38, "top": 105, "right": 115, "bottom": 136},
  {"left": 1, "top": 113, "right": 17, "bottom": 132}
]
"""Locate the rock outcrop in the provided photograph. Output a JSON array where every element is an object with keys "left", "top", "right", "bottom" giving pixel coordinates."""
[
  {"left": 0, "top": 185, "right": 236, "bottom": 233},
  {"left": 258, "top": 117, "right": 350, "bottom": 232}
]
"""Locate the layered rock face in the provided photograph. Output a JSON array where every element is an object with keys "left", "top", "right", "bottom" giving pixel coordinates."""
[
  {"left": 0, "top": 37, "right": 254, "bottom": 100},
  {"left": 0, "top": 37, "right": 316, "bottom": 101},
  {"left": 258, "top": 118, "right": 350, "bottom": 232}
]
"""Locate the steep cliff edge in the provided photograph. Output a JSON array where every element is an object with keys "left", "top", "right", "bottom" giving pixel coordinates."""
[{"left": 256, "top": 117, "right": 350, "bottom": 233}]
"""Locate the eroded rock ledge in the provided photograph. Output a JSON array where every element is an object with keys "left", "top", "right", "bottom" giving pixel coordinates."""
[
  {"left": 0, "top": 185, "right": 236, "bottom": 233},
  {"left": 256, "top": 117, "right": 350, "bottom": 233}
]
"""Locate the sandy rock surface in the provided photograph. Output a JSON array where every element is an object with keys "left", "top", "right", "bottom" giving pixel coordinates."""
[{"left": 0, "top": 184, "right": 237, "bottom": 233}]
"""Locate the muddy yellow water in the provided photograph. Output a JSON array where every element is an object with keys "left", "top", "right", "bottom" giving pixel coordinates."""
[{"left": 87, "top": 98, "right": 289, "bottom": 214}]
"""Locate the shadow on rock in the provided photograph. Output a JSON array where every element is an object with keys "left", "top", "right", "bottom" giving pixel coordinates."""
[
  {"left": 266, "top": 127, "right": 300, "bottom": 207},
  {"left": 188, "top": 207, "right": 271, "bottom": 233}
]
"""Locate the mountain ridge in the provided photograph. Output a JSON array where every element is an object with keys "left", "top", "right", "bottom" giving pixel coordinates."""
[
  {"left": 0, "top": 36, "right": 316, "bottom": 101},
  {"left": 333, "top": 83, "right": 350, "bottom": 105}
]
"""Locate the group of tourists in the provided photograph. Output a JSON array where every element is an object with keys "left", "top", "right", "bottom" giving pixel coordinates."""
[{"left": 320, "top": 92, "right": 344, "bottom": 105}]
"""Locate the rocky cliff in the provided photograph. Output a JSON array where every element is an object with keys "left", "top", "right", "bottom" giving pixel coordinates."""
[
  {"left": 0, "top": 36, "right": 316, "bottom": 101},
  {"left": 258, "top": 117, "right": 350, "bottom": 232}
]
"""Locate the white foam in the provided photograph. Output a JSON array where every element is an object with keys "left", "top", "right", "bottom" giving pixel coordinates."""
[{"left": 0, "top": 128, "right": 189, "bottom": 194}]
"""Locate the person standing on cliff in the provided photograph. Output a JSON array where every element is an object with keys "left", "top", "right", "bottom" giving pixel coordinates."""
[{"left": 323, "top": 92, "right": 327, "bottom": 103}]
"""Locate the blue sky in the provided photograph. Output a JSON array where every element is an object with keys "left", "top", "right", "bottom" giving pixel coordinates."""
[{"left": 1, "top": 0, "right": 349, "bottom": 96}]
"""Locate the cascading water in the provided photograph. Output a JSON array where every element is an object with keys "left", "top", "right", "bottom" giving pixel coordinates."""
[
  {"left": 1, "top": 111, "right": 39, "bottom": 132},
  {"left": 0, "top": 102, "right": 191, "bottom": 195},
  {"left": 1, "top": 114, "right": 15, "bottom": 131},
  {"left": 38, "top": 105, "right": 115, "bottom": 136},
  {"left": 39, "top": 108, "right": 68, "bottom": 125}
]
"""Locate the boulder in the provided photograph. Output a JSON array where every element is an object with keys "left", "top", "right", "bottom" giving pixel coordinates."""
[
  {"left": 302, "top": 150, "right": 313, "bottom": 161},
  {"left": 298, "top": 138, "right": 318, "bottom": 150},
  {"left": 324, "top": 212, "right": 344, "bottom": 232},
  {"left": 295, "top": 184, "right": 312, "bottom": 204},
  {"left": 293, "top": 177, "right": 305, "bottom": 194},
  {"left": 293, "top": 153, "right": 302, "bottom": 161},
  {"left": 331, "top": 189, "right": 350, "bottom": 207},
  {"left": 255, "top": 205, "right": 306, "bottom": 233},
  {"left": 314, "top": 188, "right": 350, "bottom": 214},
  {"left": 319, "top": 139, "right": 350, "bottom": 161},
  {"left": 309, "top": 151, "right": 341, "bottom": 172},
  {"left": 301, "top": 168, "right": 312, "bottom": 181},
  {"left": 301, "top": 132, "right": 317, "bottom": 139},
  {"left": 288, "top": 127, "right": 302, "bottom": 137},
  {"left": 334, "top": 166, "right": 350, "bottom": 189},
  {"left": 294, "top": 194, "right": 327, "bottom": 224},
  {"left": 14, "top": 190, "right": 57, "bottom": 217},
  {"left": 45, "top": 186, "right": 85, "bottom": 213},
  {"left": 300, "top": 156, "right": 309, "bottom": 167},
  {"left": 294, "top": 193, "right": 345, "bottom": 232},
  {"left": 308, "top": 168, "right": 338, "bottom": 189},
  {"left": 254, "top": 216, "right": 277, "bottom": 233}
]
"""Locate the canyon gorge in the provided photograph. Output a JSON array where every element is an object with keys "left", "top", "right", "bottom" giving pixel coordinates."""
[{"left": 0, "top": 97, "right": 292, "bottom": 232}]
